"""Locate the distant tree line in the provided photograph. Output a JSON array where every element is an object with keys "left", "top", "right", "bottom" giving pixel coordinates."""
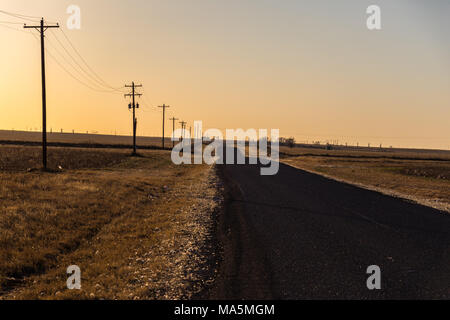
[{"left": 279, "top": 137, "right": 296, "bottom": 148}]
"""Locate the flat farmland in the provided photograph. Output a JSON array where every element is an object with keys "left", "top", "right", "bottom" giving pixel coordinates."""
[{"left": 0, "top": 130, "right": 173, "bottom": 149}]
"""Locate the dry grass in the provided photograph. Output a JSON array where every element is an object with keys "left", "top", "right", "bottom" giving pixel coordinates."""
[
  {"left": 0, "top": 130, "right": 170, "bottom": 148},
  {"left": 0, "top": 145, "right": 222, "bottom": 300},
  {"left": 282, "top": 148, "right": 450, "bottom": 213},
  {"left": 280, "top": 145, "right": 450, "bottom": 160},
  {"left": 0, "top": 145, "right": 128, "bottom": 171}
]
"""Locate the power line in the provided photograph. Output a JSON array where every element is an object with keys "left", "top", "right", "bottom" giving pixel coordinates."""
[
  {"left": 48, "top": 29, "right": 120, "bottom": 93},
  {"left": 29, "top": 32, "right": 123, "bottom": 94},
  {"left": 3, "top": 21, "right": 125, "bottom": 94},
  {"left": 45, "top": 36, "right": 119, "bottom": 93},
  {"left": 0, "top": 10, "right": 40, "bottom": 22},
  {"left": 0, "top": 22, "right": 34, "bottom": 34},
  {"left": 0, "top": 10, "right": 58, "bottom": 24},
  {"left": 2, "top": 10, "right": 128, "bottom": 95},
  {"left": 0, "top": 22, "right": 125, "bottom": 94},
  {"left": 137, "top": 88, "right": 154, "bottom": 112},
  {"left": 0, "top": 9, "right": 40, "bottom": 19},
  {"left": 46, "top": 47, "right": 123, "bottom": 93},
  {"left": 59, "top": 28, "right": 125, "bottom": 93},
  {"left": 140, "top": 102, "right": 154, "bottom": 113},
  {"left": 1, "top": 14, "right": 121, "bottom": 94},
  {"left": 142, "top": 91, "right": 153, "bottom": 108},
  {"left": 33, "top": 33, "right": 116, "bottom": 93},
  {"left": 0, "top": 20, "right": 25, "bottom": 24}
]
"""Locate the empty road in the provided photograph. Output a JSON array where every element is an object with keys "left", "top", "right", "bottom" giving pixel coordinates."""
[{"left": 211, "top": 156, "right": 450, "bottom": 299}]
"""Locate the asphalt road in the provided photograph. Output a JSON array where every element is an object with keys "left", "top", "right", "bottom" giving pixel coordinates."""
[{"left": 211, "top": 152, "right": 450, "bottom": 299}]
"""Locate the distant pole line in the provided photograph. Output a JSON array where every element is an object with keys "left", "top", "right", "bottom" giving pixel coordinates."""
[
  {"left": 158, "top": 104, "right": 170, "bottom": 149},
  {"left": 4, "top": 10, "right": 198, "bottom": 156},
  {"left": 179, "top": 121, "right": 187, "bottom": 142},
  {"left": 169, "top": 117, "right": 179, "bottom": 148},
  {"left": 24, "top": 18, "right": 59, "bottom": 170},
  {"left": 124, "top": 82, "right": 142, "bottom": 155}
]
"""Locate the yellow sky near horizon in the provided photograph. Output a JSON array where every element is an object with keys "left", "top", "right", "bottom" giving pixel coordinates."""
[{"left": 0, "top": 0, "right": 449, "bottom": 149}]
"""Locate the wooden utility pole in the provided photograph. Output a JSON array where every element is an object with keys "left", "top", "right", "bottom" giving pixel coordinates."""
[
  {"left": 158, "top": 104, "right": 170, "bottom": 149},
  {"left": 24, "top": 18, "right": 59, "bottom": 170},
  {"left": 169, "top": 117, "right": 179, "bottom": 148},
  {"left": 179, "top": 121, "right": 187, "bottom": 142},
  {"left": 124, "top": 82, "right": 142, "bottom": 155}
]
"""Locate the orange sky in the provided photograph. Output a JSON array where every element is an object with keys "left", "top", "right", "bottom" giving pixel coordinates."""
[{"left": 0, "top": 0, "right": 449, "bottom": 149}]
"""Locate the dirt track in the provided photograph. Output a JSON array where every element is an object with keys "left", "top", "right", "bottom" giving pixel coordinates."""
[{"left": 210, "top": 153, "right": 450, "bottom": 299}]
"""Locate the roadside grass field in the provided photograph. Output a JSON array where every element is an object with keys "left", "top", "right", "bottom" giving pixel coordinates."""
[
  {"left": 280, "top": 146, "right": 450, "bottom": 212},
  {"left": 279, "top": 145, "right": 450, "bottom": 160},
  {"left": 0, "top": 145, "right": 221, "bottom": 299},
  {"left": 0, "top": 130, "right": 170, "bottom": 149}
]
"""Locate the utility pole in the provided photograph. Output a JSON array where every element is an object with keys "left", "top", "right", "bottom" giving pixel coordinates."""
[
  {"left": 179, "top": 121, "right": 187, "bottom": 142},
  {"left": 124, "top": 82, "right": 142, "bottom": 155},
  {"left": 158, "top": 104, "right": 170, "bottom": 149},
  {"left": 24, "top": 18, "right": 59, "bottom": 170},
  {"left": 169, "top": 117, "right": 179, "bottom": 148}
]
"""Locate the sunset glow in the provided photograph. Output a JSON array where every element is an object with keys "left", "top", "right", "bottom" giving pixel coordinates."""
[{"left": 1, "top": 0, "right": 449, "bottom": 149}]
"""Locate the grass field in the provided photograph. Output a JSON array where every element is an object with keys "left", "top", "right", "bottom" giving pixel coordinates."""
[
  {"left": 281, "top": 146, "right": 450, "bottom": 212},
  {"left": 280, "top": 145, "right": 450, "bottom": 160},
  {"left": 0, "top": 130, "right": 173, "bottom": 150},
  {"left": 0, "top": 145, "right": 222, "bottom": 299}
]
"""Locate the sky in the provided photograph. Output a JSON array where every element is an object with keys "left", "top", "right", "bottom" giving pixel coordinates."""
[{"left": 0, "top": 0, "right": 449, "bottom": 149}]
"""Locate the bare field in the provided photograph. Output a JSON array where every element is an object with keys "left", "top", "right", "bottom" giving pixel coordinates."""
[
  {"left": 0, "top": 145, "right": 222, "bottom": 299},
  {"left": 0, "top": 145, "right": 128, "bottom": 171},
  {"left": 0, "top": 130, "right": 172, "bottom": 149},
  {"left": 281, "top": 146, "right": 450, "bottom": 212},
  {"left": 280, "top": 145, "right": 450, "bottom": 161}
]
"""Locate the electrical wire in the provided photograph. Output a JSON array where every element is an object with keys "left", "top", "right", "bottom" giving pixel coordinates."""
[
  {"left": 0, "top": 9, "right": 58, "bottom": 24},
  {"left": 46, "top": 47, "right": 123, "bottom": 94},
  {"left": 0, "top": 22, "right": 33, "bottom": 35},
  {"left": 1, "top": 10, "right": 126, "bottom": 94},
  {"left": 1, "top": 22, "right": 123, "bottom": 95},
  {"left": 137, "top": 89, "right": 156, "bottom": 113},
  {"left": 122, "top": 87, "right": 153, "bottom": 114},
  {"left": 0, "top": 10, "right": 40, "bottom": 23},
  {"left": 27, "top": 32, "right": 108, "bottom": 93},
  {"left": 47, "top": 30, "right": 119, "bottom": 93},
  {"left": 0, "top": 20, "right": 25, "bottom": 24},
  {"left": 59, "top": 28, "right": 126, "bottom": 93}
]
